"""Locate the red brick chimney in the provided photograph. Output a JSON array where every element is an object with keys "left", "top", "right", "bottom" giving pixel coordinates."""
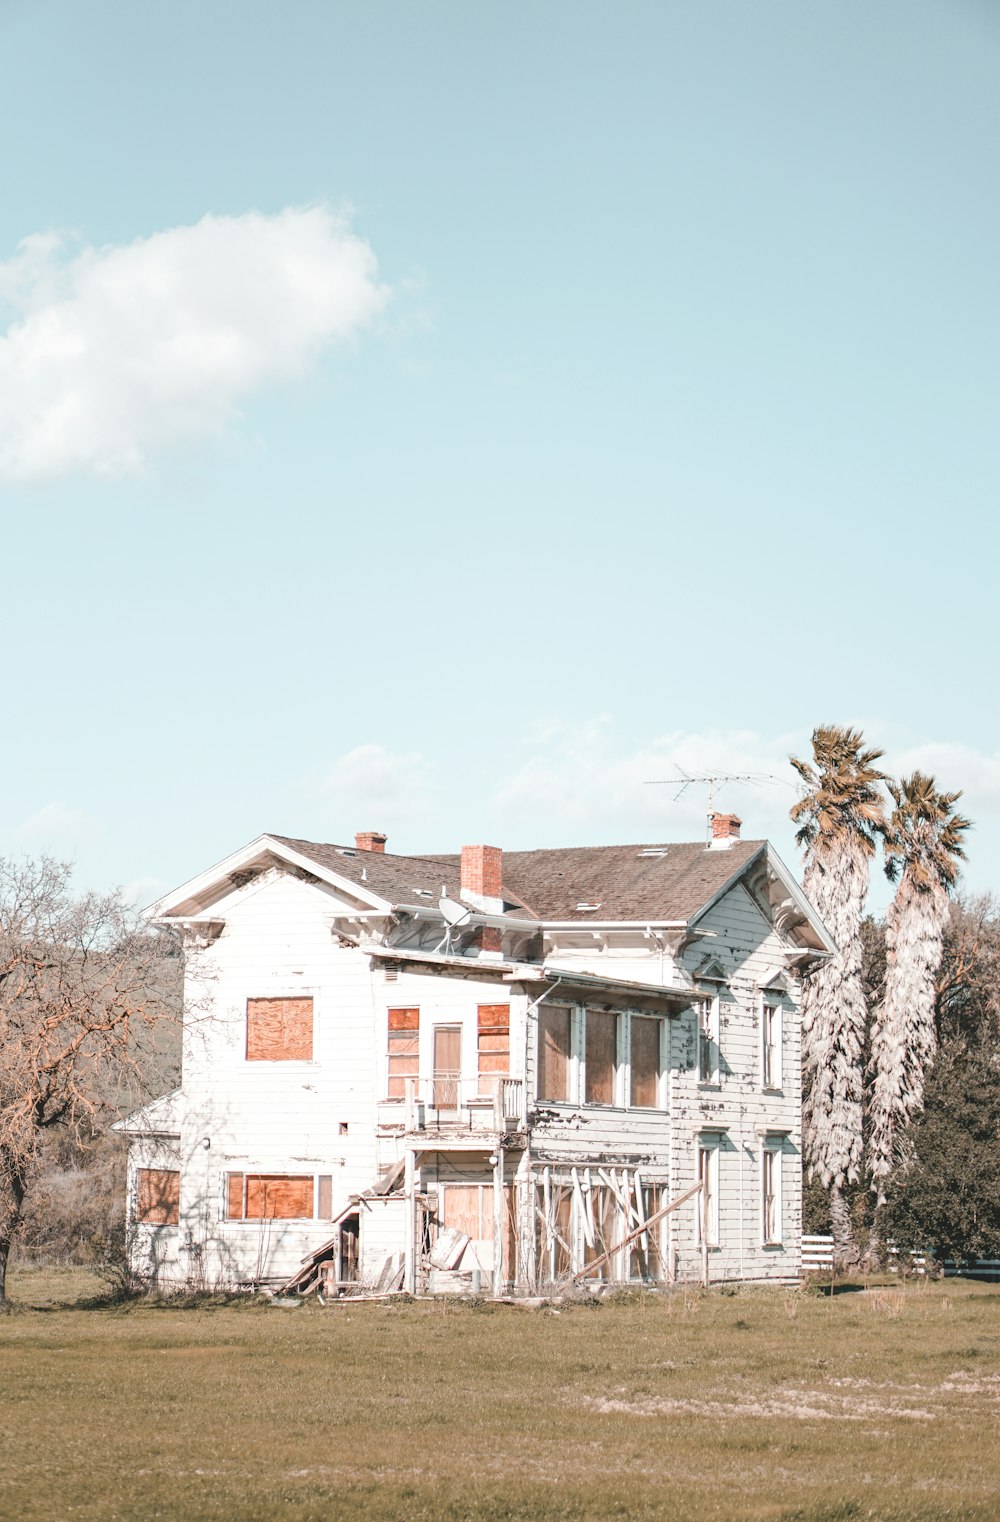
[
  {"left": 461, "top": 845, "right": 504, "bottom": 954},
  {"left": 709, "top": 813, "right": 741, "bottom": 849},
  {"left": 461, "top": 844, "right": 503, "bottom": 903},
  {"left": 355, "top": 831, "right": 387, "bottom": 853}
]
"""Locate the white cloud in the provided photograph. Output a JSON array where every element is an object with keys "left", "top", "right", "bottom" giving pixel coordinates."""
[
  {"left": 16, "top": 802, "right": 103, "bottom": 846},
  {"left": 321, "top": 743, "right": 438, "bottom": 828},
  {"left": 492, "top": 719, "right": 802, "bottom": 846},
  {"left": 0, "top": 206, "right": 387, "bottom": 480},
  {"left": 490, "top": 720, "right": 1000, "bottom": 903}
]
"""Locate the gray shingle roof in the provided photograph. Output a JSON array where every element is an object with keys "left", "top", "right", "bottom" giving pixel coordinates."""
[{"left": 270, "top": 834, "right": 765, "bottom": 925}]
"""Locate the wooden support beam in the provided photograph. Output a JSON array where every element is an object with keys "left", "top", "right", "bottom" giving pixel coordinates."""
[{"left": 571, "top": 1180, "right": 703, "bottom": 1283}]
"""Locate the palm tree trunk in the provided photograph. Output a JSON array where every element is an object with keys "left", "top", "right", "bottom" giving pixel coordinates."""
[{"left": 829, "top": 1183, "right": 856, "bottom": 1269}]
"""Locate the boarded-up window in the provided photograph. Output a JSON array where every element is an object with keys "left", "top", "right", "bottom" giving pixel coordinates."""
[
  {"left": 135, "top": 1168, "right": 179, "bottom": 1225},
  {"left": 226, "top": 1173, "right": 315, "bottom": 1220},
  {"left": 535, "top": 1178, "right": 573, "bottom": 1280},
  {"left": 387, "top": 1007, "right": 419, "bottom": 1098},
  {"left": 583, "top": 1184, "right": 620, "bottom": 1278},
  {"left": 538, "top": 1006, "right": 571, "bottom": 1102},
  {"left": 585, "top": 1010, "right": 618, "bottom": 1105},
  {"left": 442, "top": 1184, "right": 516, "bottom": 1278},
  {"left": 477, "top": 1004, "right": 510, "bottom": 1097},
  {"left": 630, "top": 1017, "right": 661, "bottom": 1108},
  {"left": 317, "top": 1175, "right": 333, "bottom": 1219},
  {"left": 246, "top": 997, "right": 314, "bottom": 1062},
  {"left": 630, "top": 1186, "right": 667, "bottom": 1281}
]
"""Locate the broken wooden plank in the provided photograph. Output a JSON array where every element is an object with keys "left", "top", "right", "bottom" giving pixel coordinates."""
[{"left": 571, "top": 1181, "right": 703, "bottom": 1282}]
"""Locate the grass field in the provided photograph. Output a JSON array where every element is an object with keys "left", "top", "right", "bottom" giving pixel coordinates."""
[{"left": 2, "top": 1267, "right": 999, "bottom": 1522}]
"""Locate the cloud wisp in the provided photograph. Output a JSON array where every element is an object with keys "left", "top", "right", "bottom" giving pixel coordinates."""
[{"left": 0, "top": 206, "right": 388, "bottom": 480}]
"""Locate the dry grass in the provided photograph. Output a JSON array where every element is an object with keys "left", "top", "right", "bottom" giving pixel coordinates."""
[{"left": 2, "top": 1267, "right": 999, "bottom": 1522}]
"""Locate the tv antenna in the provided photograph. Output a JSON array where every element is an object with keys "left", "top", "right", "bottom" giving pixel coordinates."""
[{"left": 644, "top": 767, "right": 788, "bottom": 811}]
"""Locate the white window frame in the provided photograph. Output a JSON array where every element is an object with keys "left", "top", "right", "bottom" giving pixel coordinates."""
[
  {"left": 760, "top": 997, "right": 783, "bottom": 1091},
  {"left": 696, "top": 1140, "right": 721, "bottom": 1247},
  {"left": 761, "top": 1144, "right": 783, "bottom": 1246},
  {"left": 697, "top": 993, "right": 720, "bottom": 1085}
]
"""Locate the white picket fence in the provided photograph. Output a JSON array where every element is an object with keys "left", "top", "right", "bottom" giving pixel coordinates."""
[{"left": 802, "top": 1234, "right": 1000, "bottom": 1281}]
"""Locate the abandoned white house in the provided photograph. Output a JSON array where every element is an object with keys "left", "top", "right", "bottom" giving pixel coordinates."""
[{"left": 117, "top": 816, "right": 834, "bottom": 1293}]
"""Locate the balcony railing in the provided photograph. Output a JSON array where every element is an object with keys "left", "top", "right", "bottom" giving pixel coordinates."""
[{"left": 383, "top": 1075, "right": 524, "bottom": 1133}]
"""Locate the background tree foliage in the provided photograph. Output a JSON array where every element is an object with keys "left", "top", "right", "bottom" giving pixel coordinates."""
[
  {"left": 883, "top": 1044, "right": 1000, "bottom": 1265},
  {"left": 0, "top": 856, "right": 180, "bottom": 1301}
]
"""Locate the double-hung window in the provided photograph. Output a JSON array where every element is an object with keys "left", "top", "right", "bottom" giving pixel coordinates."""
[
  {"left": 761, "top": 1146, "right": 782, "bottom": 1245},
  {"left": 387, "top": 1007, "right": 419, "bottom": 1099},
  {"left": 477, "top": 1004, "right": 510, "bottom": 1098},
  {"left": 698, "top": 994, "right": 720, "bottom": 1084},
  {"left": 761, "top": 1000, "right": 782, "bottom": 1090},
  {"left": 697, "top": 1142, "right": 720, "bottom": 1247}
]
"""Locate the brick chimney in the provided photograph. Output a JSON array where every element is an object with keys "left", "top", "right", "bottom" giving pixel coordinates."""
[
  {"left": 709, "top": 813, "right": 742, "bottom": 850},
  {"left": 461, "top": 846, "right": 504, "bottom": 953},
  {"left": 355, "top": 831, "right": 387, "bottom": 853},
  {"left": 461, "top": 844, "right": 503, "bottom": 907}
]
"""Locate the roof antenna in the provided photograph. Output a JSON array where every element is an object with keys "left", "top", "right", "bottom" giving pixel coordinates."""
[{"left": 644, "top": 768, "right": 790, "bottom": 840}]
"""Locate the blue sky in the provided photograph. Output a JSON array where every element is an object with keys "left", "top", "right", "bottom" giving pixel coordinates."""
[{"left": 1, "top": 0, "right": 998, "bottom": 911}]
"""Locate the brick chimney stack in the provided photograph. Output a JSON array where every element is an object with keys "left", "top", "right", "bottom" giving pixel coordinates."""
[
  {"left": 355, "top": 831, "right": 387, "bottom": 853},
  {"left": 461, "top": 844, "right": 503, "bottom": 905},
  {"left": 709, "top": 813, "right": 741, "bottom": 849}
]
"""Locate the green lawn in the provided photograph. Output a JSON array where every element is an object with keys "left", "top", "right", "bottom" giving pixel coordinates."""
[{"left": 2, "top": 1266, "right": 998, "bottom": 1522}]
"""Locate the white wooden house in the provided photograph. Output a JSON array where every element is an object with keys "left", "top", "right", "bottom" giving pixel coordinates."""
[{"left": 117, "top": 814, "right": 834, "bottom": 1294}]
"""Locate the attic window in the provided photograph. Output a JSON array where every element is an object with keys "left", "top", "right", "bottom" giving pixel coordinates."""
[
  {"left": 575, "top": 902, "right": 602, "bottom": 912},
  {"left": 638, "top": 848, "right": 668, "bottom": 859}
]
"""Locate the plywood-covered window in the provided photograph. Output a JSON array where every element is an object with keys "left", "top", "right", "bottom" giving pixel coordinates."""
[
  {"left": 477, "top": 1004, "right": 510, "bottom": 1097},
  {"left": 135, "top": 1167, "right": 180, "bottom": 1225},
  {"left": 630, "top": 1016, "right": 662, "bottom": 1108},
  {"left": 584, "top": 1010, "right": 618, "bottom": 1105},
  {"left": 245, "top": 997, "right": 314, "bottom": 1062},
  {"left": 387, "top": 1007, "right": 419, "bottom": 1098},
  {"left": 226, "top": 1173, "right": 321, "bottom": 1220},
  {"left": 537, "top": 1006, "right": 571, "bottom": 1102}
]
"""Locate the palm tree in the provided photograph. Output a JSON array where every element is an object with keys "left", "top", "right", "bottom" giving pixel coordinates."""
[
  {"left": 790, "top": 726, "right": 888, "bottom": 1264},
  {"left": 868, "top": 773, "right": 971, "bottom": 1204}
]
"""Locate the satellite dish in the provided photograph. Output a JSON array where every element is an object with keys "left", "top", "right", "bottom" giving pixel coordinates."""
[{"left": 439, "top": 894, "right": 472, "bottom": 927}]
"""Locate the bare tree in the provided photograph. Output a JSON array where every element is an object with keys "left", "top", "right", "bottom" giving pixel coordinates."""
[{"left": 0, "top": 856, "right": 178, "bottom": 1303}]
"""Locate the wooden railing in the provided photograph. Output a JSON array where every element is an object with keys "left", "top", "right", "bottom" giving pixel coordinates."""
[{"left": 401, "top": 1076, "right": 524, "bottom": 1131}]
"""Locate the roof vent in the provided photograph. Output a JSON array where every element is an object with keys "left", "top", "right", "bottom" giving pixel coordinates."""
[
  {"left": 336, "top": 848, "right": 358, "bottom": 857},
  {"left": 575, "top": 902, "right": 602, "bottom": 912},
  {"left": 412, "top": 888, "right": 433, "bottom": 899},
  {"left": 638, "top": 848, "right": 668, "bottom": 859}
]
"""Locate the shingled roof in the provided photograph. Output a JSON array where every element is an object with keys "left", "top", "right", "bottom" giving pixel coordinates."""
[{"left": 269, "top": 834, "right": 766, "bottom": 925}]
